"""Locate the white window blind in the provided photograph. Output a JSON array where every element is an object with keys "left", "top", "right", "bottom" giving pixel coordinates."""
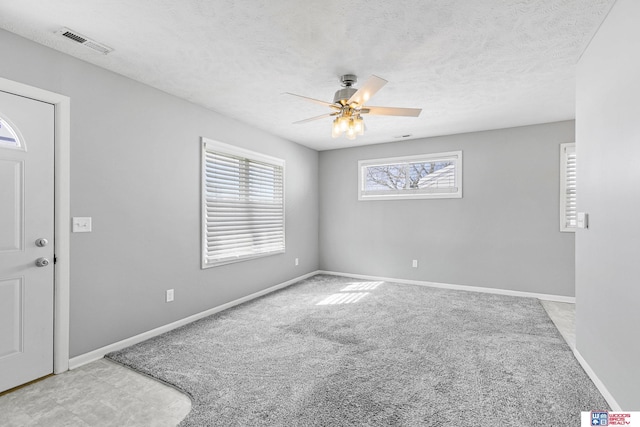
[
  {"left": 358, "top": 151, "right": 462, "bottom": 200},
  {"left": 560, "top": 143, "right": 576, "bottom": 232},
  {"left": 201, "top": 139, "right": 285, "bottom": 268}
]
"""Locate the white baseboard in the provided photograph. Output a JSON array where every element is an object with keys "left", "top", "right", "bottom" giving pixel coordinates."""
[
  {"left": 69, "top": 270, "right": 320, "bottom": 370},
  {"left": 317, "top": 270, "right": 576, "bottom": 303},
  {"left": 71, "top": 269, "right": 621, "bottom": 410},
  {"left": 69, "top": 269, "right": 574, "bottom": 370},
  {"left": 68, "top": 268, "right": 623, "bottom": 413},
  {"left": 573, "top": 348, "right": 622, "bottom": 411}
]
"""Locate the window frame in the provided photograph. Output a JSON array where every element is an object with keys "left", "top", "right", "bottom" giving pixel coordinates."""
[
  {"left": 560, "top": 142, "right": 576, "bottom": 232},
  {"left": 358, "top": 150, "right": 463, "bottom": 201},
  {"left": 201, "top": 138, "right": 285, "bottom": 268}
]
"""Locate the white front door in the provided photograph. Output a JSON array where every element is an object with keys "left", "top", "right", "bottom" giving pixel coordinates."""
[{"left": 0, "top": 90, "right": 55, "bottom": 392}]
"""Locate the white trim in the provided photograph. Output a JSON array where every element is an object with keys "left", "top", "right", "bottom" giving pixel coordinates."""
[
  {"left": 69, "top": 270, "right": 320, "bottom": 370},
  {"left": 0, "top": 77, "right": 71, "bottom": 375},
  {"left": 573, "top": 348, "right": 622, "bottom": 411},
  {"left": 317, "top": 270, "right": 576, "bottom": 303},
  {"left": 202, "top": 137, "right": 285, "bottom": 167}
]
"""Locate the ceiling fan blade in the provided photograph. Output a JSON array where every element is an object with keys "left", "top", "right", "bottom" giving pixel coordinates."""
[
  {"left": 293, "top": 113, "right": 336, "bottom": 124},
  {"left": 361, "top": 106, "right": 422, "bottom": 117},
  {"left": 347, "top": 75, "right": 387, "bottom": 106},
  {"left": 283, "top": 92, "right": 338, "bottom": 109}
]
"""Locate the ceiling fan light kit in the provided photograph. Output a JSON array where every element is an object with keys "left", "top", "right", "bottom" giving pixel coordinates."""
[
  {"left": 287, "top": 74, "right": 422, "bottom": 141},
  {"left": 332, "top": 115, "right": 364, "bottom": 140}
]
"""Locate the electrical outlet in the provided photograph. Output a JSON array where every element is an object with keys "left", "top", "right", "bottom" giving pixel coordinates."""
[
  {"left": 295, "top": 258, "right": 299, "bottom": 266},
  {"left": 412, "top": 260, "right": 418, "bottom": 268},
  {"left": 166, "top": 289, "right": 174, "bottom": 303}
]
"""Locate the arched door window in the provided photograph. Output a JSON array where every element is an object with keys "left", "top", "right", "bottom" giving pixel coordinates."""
[{"left": 0, "top": 116, "right": 24, "bottom": 150}]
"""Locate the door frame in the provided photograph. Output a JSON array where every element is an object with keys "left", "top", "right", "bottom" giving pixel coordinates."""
[{"left": 0, "top": 76, "right": 70, "bottom": 374}]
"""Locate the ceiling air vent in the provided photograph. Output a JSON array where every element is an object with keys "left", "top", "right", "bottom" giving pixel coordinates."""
[{"left": 55, "top": 27, "right": 113, "bottom": 55}]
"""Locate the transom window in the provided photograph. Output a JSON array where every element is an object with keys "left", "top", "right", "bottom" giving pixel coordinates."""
[
  {"left": 358, "top": 151, "right": 462, "bottom": 200},
  {"left": 201, "top": 138, "right": 285, "bottom": 268}
]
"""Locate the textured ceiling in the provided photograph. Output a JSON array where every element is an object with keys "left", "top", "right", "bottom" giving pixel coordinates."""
[{"left": 0, "top": 0, "right": 615, "bottom": 150}]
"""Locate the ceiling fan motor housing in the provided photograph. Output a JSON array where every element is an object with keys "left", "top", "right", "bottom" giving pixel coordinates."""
[{"left": 333, "top": 87, "right": 358, "bottom": 105}]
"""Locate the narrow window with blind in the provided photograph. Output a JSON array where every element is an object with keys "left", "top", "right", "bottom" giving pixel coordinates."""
[
  {"left": 201, "top": 138, "right": 285, "bottom": 268},
  {"left": 358, "top": 151, "right": 462, "bottom": 201},
  {"left": 560, "top": 143, "right": 576, "bottom": 232}
]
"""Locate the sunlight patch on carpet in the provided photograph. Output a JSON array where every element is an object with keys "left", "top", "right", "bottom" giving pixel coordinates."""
[
  {"left": 316, "top": 292, "right": 369, "bottom": 305},
  {"left": 341, "top": 281, "right": 383, "bottom": 291}
]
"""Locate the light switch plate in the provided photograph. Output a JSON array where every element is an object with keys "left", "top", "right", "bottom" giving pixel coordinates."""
[
  {"left": 72, "top": 217, "right": 92, "bottom": 233},
  {"left": 577, "top": 212, "right": 589, "bottom": 229}
]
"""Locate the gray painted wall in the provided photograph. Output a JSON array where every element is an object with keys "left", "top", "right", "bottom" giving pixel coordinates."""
[
  {"left": 319, "top": 122, "right": 576, "bottom": 296},
  {"left": 575, "top": 0, "right": 640, "bottom": 410},
  {"left": 1, "top": 27, "right": 580, "bottom": 362},
  {"left": 0, "top": 29, "right": 319, "bottom": 357}
]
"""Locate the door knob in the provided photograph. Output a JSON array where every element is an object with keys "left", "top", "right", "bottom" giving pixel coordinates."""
[
  {"left": 35, "top": 238, "right": 49, "bottom": 247},
  {"left": 35, "top": 257, "right": 50, "bottom": 267}
]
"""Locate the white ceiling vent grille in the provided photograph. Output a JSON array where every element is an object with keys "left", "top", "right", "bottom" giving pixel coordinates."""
[{"left": 55, "top": 27, "right": 113, "bottom": 55}]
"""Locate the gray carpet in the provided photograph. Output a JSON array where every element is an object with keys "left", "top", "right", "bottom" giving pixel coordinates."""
[{"left": 107, "top": 274, "right": 608, "bottom": 426}]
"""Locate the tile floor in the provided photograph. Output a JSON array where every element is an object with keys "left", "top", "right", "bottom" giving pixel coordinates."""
[
  {"left": 0, "top": 300, "right": 575, "bottom": 427},
  {"left": 540, "top": 300, "right": 576, "bottom": 349},
  {"left": 0, "top": 358, "right": 190, "bottom": 427}
]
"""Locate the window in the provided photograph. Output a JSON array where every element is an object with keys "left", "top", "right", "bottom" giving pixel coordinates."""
[
  {"left": 358, "top": 151, "right": 462, "bottom": 200},
  {"left": 0, "top": 116, "right": 23, "bottom": 149},
  {"left": 560, "top": 143, "right": 576, "bottom": 232},
  {"left": 201, "top": 138, "right": 285, "bottom": 268}
]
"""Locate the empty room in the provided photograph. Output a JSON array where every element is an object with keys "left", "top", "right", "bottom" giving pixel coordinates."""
[{"left": 0, "top": 0, "right": 638, "bottom": 426}]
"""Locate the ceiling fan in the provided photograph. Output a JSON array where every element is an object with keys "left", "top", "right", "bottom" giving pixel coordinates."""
[{"left": 285, "top": 74, "right": 422, "bottom": 140}]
